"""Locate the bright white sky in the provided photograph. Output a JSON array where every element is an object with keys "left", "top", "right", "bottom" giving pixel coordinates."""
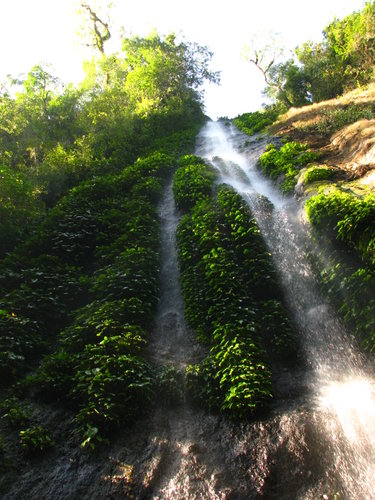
[{"left": 0, "top": 0, "right": 367, "bottom": 118}]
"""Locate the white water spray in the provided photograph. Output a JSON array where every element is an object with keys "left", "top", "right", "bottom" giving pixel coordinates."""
[{"left": 196, "top": 120, "right": 375, "bottom": 499}]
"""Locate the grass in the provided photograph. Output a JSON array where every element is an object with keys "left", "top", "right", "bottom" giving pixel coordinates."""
[{"left": 268, "top": 83, "right": 375, "bottom": 141}]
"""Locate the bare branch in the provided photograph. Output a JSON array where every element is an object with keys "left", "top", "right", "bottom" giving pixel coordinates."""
[{"left": 81, "top": 2, "right": 111, "bottom": 54}]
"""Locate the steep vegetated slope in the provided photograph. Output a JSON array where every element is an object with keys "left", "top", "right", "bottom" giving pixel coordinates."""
[
  {"left": 0, "top": 154, "right": 174, "bottom": 448},
  {"left": 0, "top": 29, "right": 219, "bottom": 493},
  {"left": 234, "top": 82, "right": 375, "bottom": 354},
  {"left": 174, "top": 155, "right": 297, "bottom": 417}
]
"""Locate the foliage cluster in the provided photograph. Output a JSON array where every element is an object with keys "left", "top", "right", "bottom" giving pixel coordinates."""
[
  {"left": 259, "top": 142, "right": 319, "bottom": 193},
  {"left": 0, "top": 18, "right": 217, "bottom": 463},
  {"left": 0, "top": 29, "right": 216, "bottom": 256},
  {"left": 0, "top": 397, "right": 54, "bottom": 456},
  {"left": 19, "top": 426, "right": 55, "bottom": 454},
  {"left": 175, "top": 161, "right": 296, "bottom": 417},
  {"left": 173, "top": 155, "right": 216, "bottom": 210},
  {"left": 0, "top": 153, "right": 174, "bottom": 444},
  {"left": 305, "top": 190, "right": 375, "bottom": 349},
  {"left": 0, "top": 165, "right": 44, "bottom": 256},
  {"left": 305, "top": 190, "right": 375, "bottom": 266},
  {"left": 233, "top": 108, "right": 280, "bottom": 136}
]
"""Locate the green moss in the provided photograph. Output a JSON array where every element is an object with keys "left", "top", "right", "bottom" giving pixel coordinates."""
[{"left": 304, "top": 166, "right": 334, "bottom": 184}]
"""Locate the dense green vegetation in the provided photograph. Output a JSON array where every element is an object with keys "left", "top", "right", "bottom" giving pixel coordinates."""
[
  {"left": 306, "top": 190, "right": 375, "bottom": 266},
  {"left": 173, "top": 154, "right": 216, "bottom": 210},
  {"left": 0, "top": 29, "right": 217, "bottom": 258},
  {"left": 306, "top": 190, "right": 375, "bottom": 349},
  {"left": 0, "top": 18, "right": 219, "bottom": 460},
  {"left": 2, "top": 5, "right": 374, "bottom": 490},
  {"left": 174, "top": 158, "right": 297, "bottom": 417},
  {"left": 233, "top": 108, "right": 280, "bottom": 136},
  {"left": 0, "top": 153, "right": 175, "bottom": 446},
  {"left": 258, "top": 142, "right": 319, "bottom": 194}
]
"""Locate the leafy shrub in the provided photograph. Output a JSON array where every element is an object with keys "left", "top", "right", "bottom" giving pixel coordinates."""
[
  {"left": 210, "top": 327, "right": 272, "bottom": 417},
  {"left": 305, "top": 190, "right": 375, "bottom": 265},
  {"left": 19, "top": 425, "right": 54, "bottom": 454},
  {"left": 60, "top": 301, "right": 147, "bottom": 352},
  {"left": 259, "top": 142, "right": 319, "bottom": 193},
  {"left": 0, "top": 165, "right": 44, "bottom": 257},
  {"left": 177, "top": 182, "right": 296, "bottom": 417},
  {"left": 73, "top": 348, "right": 154, "bottom": 434},
  {"left": 0, "top": 151, "right": 174, "bottom": 443},
  {"left": 1, "top": 398, "right": 31, "bottom": 427},
  {"left": 0, "top": 150, "right": 168, "bottom": 390},
  {"left": 146, "top": 127, "right": 201, "bottom": 158},
  {"left": 306, "top": 190, "right": 375, "bottom": 350},
  {"left": 0, "top": 308, "right": 44, "bottom": 382},
  {"left": 27, "top": 350, "right": 78, "bottom": 400},
  {"left": 173, "top": 156, "right": 216, "bottom": 211},
  {"left": 233, "top": 108, "right": 279, "bottom": 136},
  {"left": 132, "top": 152, "right": 174, "bottom": 179}
]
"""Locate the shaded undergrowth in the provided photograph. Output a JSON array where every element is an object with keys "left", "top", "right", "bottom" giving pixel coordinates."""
[
  {"left": 0, "top": 152, "right": 177, "bottom": 453},
  {"left": 306, "top": 189, "right": 375, "bottom": 350}
]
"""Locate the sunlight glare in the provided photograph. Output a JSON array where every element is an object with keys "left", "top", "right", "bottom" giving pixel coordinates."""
[{"left": 319, "top": 377, "right": 375, "bottom": 445}]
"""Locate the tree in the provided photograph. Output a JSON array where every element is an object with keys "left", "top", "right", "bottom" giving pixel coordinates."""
[
  {"left": 263, "top": 59, "right": 309, "bottom": 108},
  {"left": 79, "top": 2, "right": 112, "bottom": 55},
  {"left": 244, "top": 2, "right": 375, "bottom": 108},
  {"left": 295, "top": 41, "right": 344, "bottom": 102},
  {"left": 0, "top": 164, "right": 43, "bottom": 255},
  {"left": 242, "top": 32, "right": 293, "bottom": 106},
  {"left": 122, "top": 32, "right": 220, "bottom": 116},
  {"left": 295, "top": 1, "right": 375, "bottom": 102},
  {"left": 0, "top": 65, "right": 62, "bottom": 169},
  {"left": 323, "top": 1, "right": 375, "bottom": 88}
]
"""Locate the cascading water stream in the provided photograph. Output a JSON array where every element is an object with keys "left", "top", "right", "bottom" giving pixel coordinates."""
[
  {"left": 10, "top": 123, "right": 375, "bottom": 499},
  {"left": 146, "top": 177, "right": 200, "bottom": 368},
  {"left": 25, "top": 122, "right": 371, "bottom": 500},
  {"left": 195, "top": 120, "right": 375, "bottom": 499}
]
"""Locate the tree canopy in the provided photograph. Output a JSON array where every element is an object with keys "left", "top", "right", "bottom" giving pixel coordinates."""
[
  {"left": 0, "top": 23, "right": 218, "bottom": 256},
  {"left": 245, "top": 1, "right": 375, "bottom": 108}
]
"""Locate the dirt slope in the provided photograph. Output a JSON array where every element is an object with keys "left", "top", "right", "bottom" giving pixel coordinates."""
[{"left": 269, "top": 84, "right": 375, "bottom": 191}]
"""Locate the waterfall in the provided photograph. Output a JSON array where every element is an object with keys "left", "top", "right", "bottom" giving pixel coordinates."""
[
  {"left": 11, "top": 122, "right": 375, "bottom": 499},
  {"left": 195, "top": 120, "right": 375, "bottom": 499},
  {"left": 146, "top": 177, "right": 200, "bottom": 368}
]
